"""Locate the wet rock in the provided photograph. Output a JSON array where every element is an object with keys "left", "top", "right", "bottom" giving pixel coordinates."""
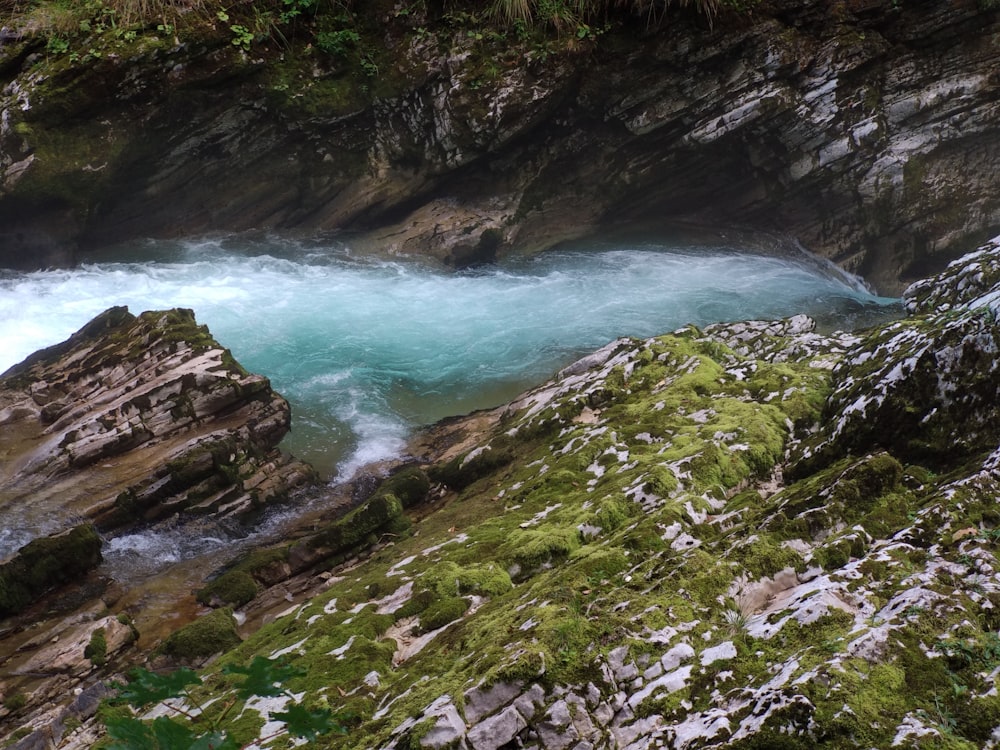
[
  {"left": 0, "top": 306, "right": 317, "bottom": 541},
  {"left": 1, "top": 3, "right": 998, "bottom": 290},
  {"left": 0, "top": 525, "right": 101, "bottom": 617}
]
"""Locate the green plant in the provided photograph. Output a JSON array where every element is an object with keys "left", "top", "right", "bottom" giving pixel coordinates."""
[
  {"left": 3, "top": 691, "right": 27, "bottom": 712},
  {"left": 45, "top": 35, "right": 70, "bottom": 54},
  {"left": 229, "top": 24, "right": 253, "bottom": 50},
  {"left": 105, "top": 657, "right": 344, "bottom": 749},
  {"left": 316, "top": 28, "right": 360, "bottom": 57},
  {"left": 85, "top": 627, "right": 109, "bottom": 667},
  {"left": 359, "top": 53, "right": 379, "bottom": 77},
  {"left": 279, "top": 0, "right": 316, "bottom": 24}
]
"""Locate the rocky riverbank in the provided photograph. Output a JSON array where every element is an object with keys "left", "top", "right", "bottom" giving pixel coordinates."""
[
  {"left": 1, "top": 0, "right": 999, "bottom": 292},
  {"left": 4, "top": 235, "right": 1000, "bottom": 747}
]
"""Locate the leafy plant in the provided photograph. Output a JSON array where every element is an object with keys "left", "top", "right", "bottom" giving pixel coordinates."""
[
  {"left": 105, "top": 657, "right": 344, "bottom": 750},
  {"left": 45, "top": 35, "right": 70, "bottom": 54},
  {"left": 316, "top": 27, "right": 360, "bottom": 57},
  {"left": 229, "top": 23, "right": 254, "bottom": 50}
]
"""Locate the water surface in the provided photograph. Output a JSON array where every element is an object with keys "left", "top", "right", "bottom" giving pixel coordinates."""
[{"left": 0, "top": 234, "right": 898, "bottom": 482}]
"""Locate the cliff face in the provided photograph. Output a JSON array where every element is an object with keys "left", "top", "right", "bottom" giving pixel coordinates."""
[
  {"left": 1, "top": 0, "right": 999, "bottom": 291},
  {"left": 0, "top": 306, "right": 316, "bottom": 543}
]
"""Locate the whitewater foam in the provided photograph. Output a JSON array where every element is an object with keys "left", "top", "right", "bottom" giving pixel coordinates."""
[{"left": 0, "top": 236, "right": 899, "bottom": 480}]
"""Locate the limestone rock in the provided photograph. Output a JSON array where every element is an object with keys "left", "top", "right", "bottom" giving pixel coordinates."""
[
  {"left": 794, "top": 233, "right": 1000, "bottom": 471},
  {"left": 1, "top": 2, "right": 999, "bottom": 290},
  {"left": 0, "top": 306, "right": 317, "bottom": 542}
]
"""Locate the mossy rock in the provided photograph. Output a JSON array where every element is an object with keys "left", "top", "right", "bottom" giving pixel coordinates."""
[
  {"left": 196, "top": 570, "right": 260, "bottom": 609},
  {"left": 422, "top": 561, "right": 513, "bottom": 598},
  {"left": 418, "top": 596, "right": 470, "bottom": 632},
  {"left": 158, "top": 608, "right": 241, "bottom": 661},
  {"left": 307, "top": 491, "right": 410, "bottom": 557},
  {"left": 377, "top": 466, "right": 431, "bottom": 509},
  {"left": 429, "top": 443, "right": 515, "bottom": 490},
  {"left": 0, "top": 524, "right": 102, "bottom": 617},
  {"left": 196, "top": 546, "right": 293, "bottom": 608}
]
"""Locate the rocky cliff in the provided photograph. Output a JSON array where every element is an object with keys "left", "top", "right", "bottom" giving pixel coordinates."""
[
  {"left": 1, "top": 0, "right": 999, "bottom": 292},
  {"left": 0, "top": 306, "right": 316, "bottom": 539},
  {"left": 6, "top": 234, "right": 999, "bottom": 748},
  {"left": 0, "top": 305, "right": 321, "bottom": 742},
  {"left": 0, "top": 305, "right": 317, "bottom": 618}
]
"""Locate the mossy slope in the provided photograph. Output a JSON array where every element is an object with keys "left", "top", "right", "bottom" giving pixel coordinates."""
[{"left": 108, "top": 235, "right": 1000, "bottom": 749}]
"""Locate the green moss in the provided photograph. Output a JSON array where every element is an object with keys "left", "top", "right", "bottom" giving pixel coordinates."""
[
  {"left": 423, "top": 561, "right": 513, "bottom": 598},
  {"left": 377, "top": 466, "right": 431, "bottom": 509},
  {"left": 566, "top": 546, "right": 630, "bottom": 578},
  {"left": 85, "top": 627, "right": 108, "bottom": 667},
  {"left": 730, "top": 535, "right": 805, "bottom": 580},
  {"left": 429, "top": 443, "right": 515, "bottom": 490},
  {"left": 0, "top": 524, "right": 102, "bottom": 617},
  {"left": 394, "top": 588, "right": 439, "bottom": 620},
  {"left": 419, "top": 596, "right": 470, "bottom": 632},
  {"left": 502, "top": 525, "right": 580, "bottom": 573},
  {"left": 306, "top": 491, "right": 410, "bottom": 557},
  {"left": 158, "top": 608, "right": 241, "bottom": 661},
  {"left": 222, "top": 710, "right": 266, "bottom": 747},
  {"left": 196, "top": 570, "right": 261, "bottom": 609}
]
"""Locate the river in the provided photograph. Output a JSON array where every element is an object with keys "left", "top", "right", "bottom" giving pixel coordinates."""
[{"left": 1, "top": 232, "right": 897, "bottom": 482}]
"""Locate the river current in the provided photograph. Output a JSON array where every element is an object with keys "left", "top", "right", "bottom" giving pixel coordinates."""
[{"left": 1, "top": 233, "right": 898, "bottom": 485}]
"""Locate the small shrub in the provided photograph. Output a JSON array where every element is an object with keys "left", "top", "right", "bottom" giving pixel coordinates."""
[
  {"left": 85, "top": 627, "right": 108, "bottom": 667},
  {"left": 317, "top": 28, "right": 360, "bottom": 56},
  {"left": 3, "top": 691, "right": 27, "bottom": 712}
]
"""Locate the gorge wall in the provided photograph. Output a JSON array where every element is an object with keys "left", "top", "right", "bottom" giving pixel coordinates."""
[{"left": 1, "top": 0, "right": 999, "bottom": 292}]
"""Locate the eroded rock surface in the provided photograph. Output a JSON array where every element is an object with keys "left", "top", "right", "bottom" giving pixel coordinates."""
[
  {"left": 1, "top": 1, "right": 999, "bottom": 290},
  {"left": 65, "top": 233, "right": 1000, "bottom": 750},
  {"left": 0, "top": 306, "right": 316, "bottom": 549}
]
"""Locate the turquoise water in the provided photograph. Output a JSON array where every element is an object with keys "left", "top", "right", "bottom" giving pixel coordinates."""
[{"left": 0, "top": 234, "right": 898, "bottom": 480}]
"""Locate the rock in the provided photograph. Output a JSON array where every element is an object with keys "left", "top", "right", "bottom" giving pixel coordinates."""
[
  {"left": 793, "top": 233, "right": 1000, "bottom": 472},
  {"left": 0, "top": 524, "right": 101, "bottom": 617},
  {"left": 16, "top": 614, "right": 134, "bottom": 677},
  {"left": 417, "top": 696, "right": 466, "bottom": 749},
  {"left": 467, "top": 705, "right": 528, "bottom": 750},
  {"left": 1, "top": 3, "right": 998, "bottom": 290},
  {"left": 0, "top": 307, "right": 317, "bottom": 540},
  {"left": 463, "top": 680, "right": 525, "bottom": 725}
]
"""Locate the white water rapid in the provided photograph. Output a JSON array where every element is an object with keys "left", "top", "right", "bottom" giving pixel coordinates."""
[{"left": 1, "top": 234, "right": 897, "bottom": 483}]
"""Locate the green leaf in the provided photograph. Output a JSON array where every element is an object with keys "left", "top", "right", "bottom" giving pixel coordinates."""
[
  {"left": 272, "top": 702, "right": 343, "bottom": 741},
  {"left": 151, "top": 716, "right": 198, "bottom": 750},
  {"left": 189, "top": 731, "right": 239, "bottom": 750},
  {"left": 222, "top": 656, "right": 302, "bottom": 699},
  {"left": 106, "top": 715, "right": 155, "bottom": 749},
  {"left": 117, "top": 668, "right": 202, "bottom": 707}
]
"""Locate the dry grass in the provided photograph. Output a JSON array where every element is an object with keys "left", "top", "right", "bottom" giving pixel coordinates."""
[
  {"left": 489, "top": 0, "right": 725, "bottom": 27},
  {"left": 4, "top": 0, "right": 209, "bottom": 35}
]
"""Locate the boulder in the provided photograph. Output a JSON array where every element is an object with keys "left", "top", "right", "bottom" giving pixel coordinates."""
[{"left": 0, "top": 306, "right": 317, "bottom": 539}]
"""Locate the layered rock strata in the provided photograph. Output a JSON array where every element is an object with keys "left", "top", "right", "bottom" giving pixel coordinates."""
[
  {"left": 1, "top": 1, "right": 999, "bottom": 291},
  {"left": 0, "top": 306, "right": 316, "bottom": 551},
  {"left": 76, "top": 234, "right": 1000, "bottom": 750}
]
